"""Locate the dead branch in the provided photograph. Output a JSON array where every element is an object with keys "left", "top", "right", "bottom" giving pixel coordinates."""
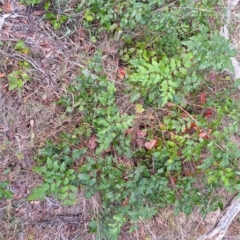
[
  {"left": 220, "top": 0, "right": 240, "bottom": 85},
  {"left": 197, "top": 193, "right": 240, "bottom": 240}
]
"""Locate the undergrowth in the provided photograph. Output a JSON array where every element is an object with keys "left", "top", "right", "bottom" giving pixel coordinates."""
[{"left": 11, "top": 0, "right": 240, "bottom": 239}]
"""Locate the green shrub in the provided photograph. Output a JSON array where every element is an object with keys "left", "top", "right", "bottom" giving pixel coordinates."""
[
  {"left": 25, "top": 0, "right": 240, "bottom": 239},
  {"left": 127, "top": 31, "right": 234, "bottom": 107},
  {"left": 27, "top": 140, "right": 85, "bottom": 205},
  {"left": 58, "top": 51, "right": 133, "bottom": 155}
]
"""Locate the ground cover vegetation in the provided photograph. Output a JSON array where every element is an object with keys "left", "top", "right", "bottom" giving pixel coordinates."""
[{"left": 1, "top": 0, "right": 240, "bottom": 239}]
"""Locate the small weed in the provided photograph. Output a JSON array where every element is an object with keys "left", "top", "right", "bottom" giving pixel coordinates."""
[
  {"left": 44, "top": 1, "right": 69, "bottom": 30},
  {"left": 20, "top": 0, "right": 68, "bottom": 29},
  {"left": 7, "top": 60, "right": 31, "bottom": 97},
  {"left": 14, "top": 39, "right": 30, "bottom": 54},
  {"left": 45, "top": 13, "right": 68, "bottom": 30},
  {"left": 0, "top": 181, "right": 13, "bottom": 200},
  {"left": 20, "top": 0, "right": 40, "bottom": 6},
  {"left": 28, "top": 139, "right": 87, "bottom": 205},
  {"left": 7, "top": 40, "right": 31, "bottom": 95},
  {"left": 8, "top": 69, "right": 30, "bottom": 91}
]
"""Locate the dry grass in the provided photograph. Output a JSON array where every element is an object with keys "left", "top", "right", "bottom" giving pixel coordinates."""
[{"left": 0, "top": 2, "right": 95, "bottom": 239}]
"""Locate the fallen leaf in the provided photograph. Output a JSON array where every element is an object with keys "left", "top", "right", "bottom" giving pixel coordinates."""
[
  {"left": 32, "top": 10, "right": 45, "bottom": 16},
  {"left": 137, "top": 129, "right": 147, "bottom": 138},
  {"left": 204, "top": 108, "right": 212, "bottom": 119},
  {"left": 170, "top": 132, "right": 176, "bottom": 140},
  {"left": 27, "top": 234, "right": 34, "bottom": 240},
  {"left": 209, "top": 73, "right": 216, "bottom": 81},
  {"left": 148, "top": 114, "right": 155, "bottom": 120},
  {"left": 190, "top": 122, "right": 197, "bottom": 129},
  {"left": 199, "top": 131, "right": 208, "bottom": 139},
  {"left": 184, "top": 171, "right": 194, "bottom": 176},
  {"left": 42, "top": 94, "right": 47, "bottom": 100},
  {"left": 200, "top": 92, "right": 206, "bottom": 104},
  {"left": 122, "top": 198, "right": 128, "bottom": 206},
  {"left": 184, "top": 122, "right": 197, "bottom": 133},
  {"left": 159, "top": 122, "right": 167, "bottom": 131},
  {"left": 166, "top": 102, "right": 175, "bottom": 107},
  {"left": 30, "top": 119, "right": 34, "bottom": 127},
  {"left": 118, "top": 68, "right": 125, "bottom": 79},
  {"left": 144, "top": 139, "right": 157, "bottom": 150},
  {"left": 169, "top": 175, "right": 177, "bottom": 184},
  {"left": 30, "top": 201, "right": 40, "bottom": 204},
  {"left": 1, "top": 0, "right": 12, "bottom": 13},
  {"left": 135, "top": 104, "right": 145, "bottom": 113},
  {"left": 181, "top": 112, "right": 189, "bottom": 118},
  {"left": 0, "top": 72, "right": 5, "bottom": 78},
  {"left": 125, "top": 128, "right": 134, "bottom": 135},
  {"left": 88, "top": 135, "right": 97, "bottom": 150}
]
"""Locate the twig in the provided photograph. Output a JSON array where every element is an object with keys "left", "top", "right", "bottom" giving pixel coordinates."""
[
  {"left": 0, "top": 50, "right": 50, "bottom": 78},
  {"left": 5, "top": 53, "right": 47, "bottom": 76},
  {"left": 220, "top": 0, "right": 240, "bottom": 89}
]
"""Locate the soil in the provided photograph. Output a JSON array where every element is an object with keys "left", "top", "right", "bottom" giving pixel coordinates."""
[{"left": 1, "top": 1, "right": 240, "bottom": 239}]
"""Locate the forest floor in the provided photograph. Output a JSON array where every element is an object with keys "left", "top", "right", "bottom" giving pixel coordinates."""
[{"left": 1, "top": 1, "right": 240, "bottom": 240}]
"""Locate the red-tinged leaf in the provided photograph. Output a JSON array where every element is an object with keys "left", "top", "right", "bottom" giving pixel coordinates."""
[
  {"left": 184, "top": 171, "right": 194, "bottom": 176},
  {"left": 169, "top": 175, "right": 177, "bottom": 184},
  {"left": 144, "top": 139, "right": 157, "bottom": 150},
  {"left": 122, "top": 198, "right": 128, "bottom": 206},
  {"left": 200, "top": 92, "right": 205, "bottom": 104},
  {"left": 191, "top": 122, "right": 197, "bottom": 129},
  {"left": 199, "top": 132, "right": 208, "bottom": 139},
  {"left": 88, "top": 135, "right": 97, "bottom": 150},
  {"left": 181, "top": 112, "right": 188, "bottom": 118},
  {"left": 118, "top": 68, "right": 125, "bottom": 79},
  {"left": 137, "top": 129, "right": 147, "bottom": 138},
  {"left": 204, "top": 108, "right": 212, "bottom": 119},
  {"left": 209, "top": 73, "right": 216, "bottom": 81},
  {"left": 185, "top": 122, "right": 197, "bottom": 133}
]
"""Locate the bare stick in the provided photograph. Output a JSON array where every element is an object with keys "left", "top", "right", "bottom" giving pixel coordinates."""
[
  {"left": 220, "top": 0, "right": 240, "bottom": 87},
  {"left": 197, "top": 193, "right": 240, "bottom": 240}
]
